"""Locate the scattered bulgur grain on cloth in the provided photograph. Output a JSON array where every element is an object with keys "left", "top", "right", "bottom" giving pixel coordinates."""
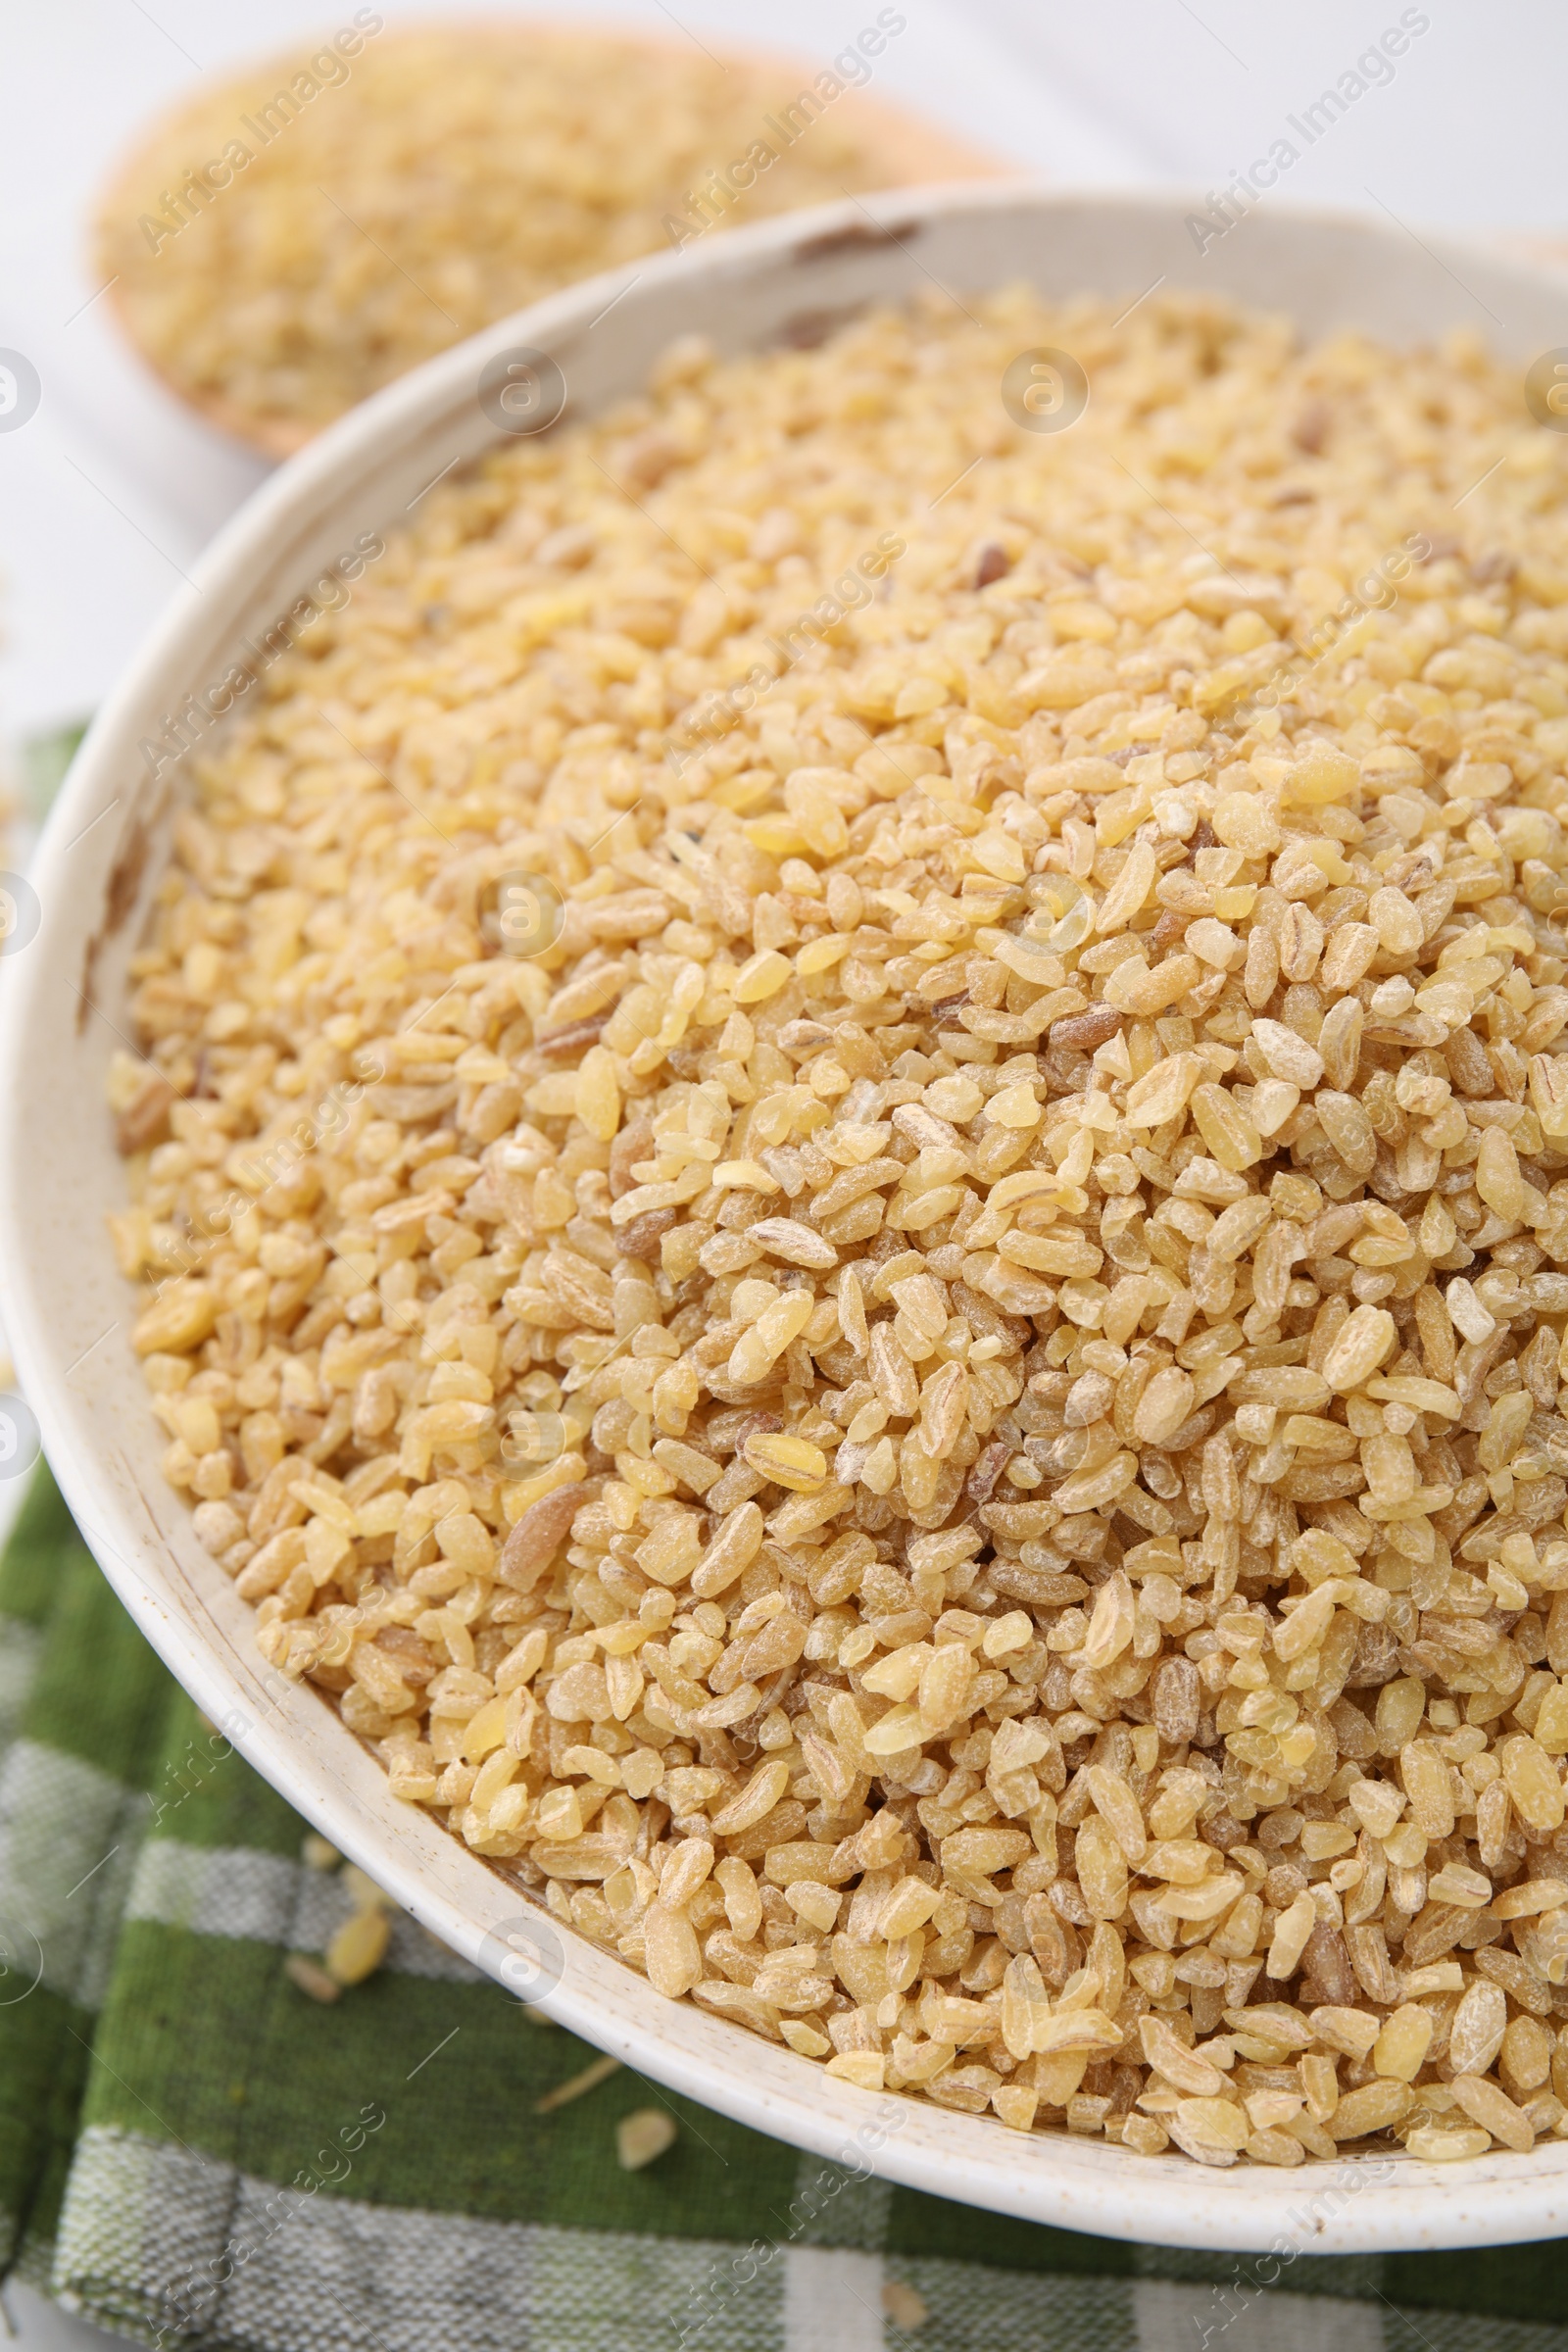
[
  {"left": 324, "top": 1904, "right": 389, "bottom": 1987},
  {"left": 615, "top": 2106, "right": 678, "bottom": 2169},
  {"left": 113, "top": 286, "right": 1568, "bottom": 2163},
  {"left": 284, "top": 1954, "right": 342, "bottom": 2005},
  {"left": 536, "top": 2052, "right": 624, "bottom": 2115}
]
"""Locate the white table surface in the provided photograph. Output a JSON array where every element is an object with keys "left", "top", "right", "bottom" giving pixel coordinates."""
[{"left": 3, "top": 4, "right": 1568, "bottom": 2342}]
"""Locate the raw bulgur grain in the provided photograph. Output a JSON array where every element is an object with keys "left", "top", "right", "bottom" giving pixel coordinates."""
[
  {"left": 882, "top": 2280, "right": 929, "bottom": 2329},
  {"left": 534, "top": 2051, "right": 623, "bottom": 2114},
  {"left": 97, "top": 24, "right": 991, "bottom": 454},
  {"left": 284, "top": 1953, "right": 343, "bottom": 2005},
  {"left": 324, "top": 1903, "right": 390, "bottom": 1986},
  {"left": 114, "top": 285, "right": 1568, "bottom": 2165},
  {"left": 615, "top": 2105, "right": 678, "bottom": 2168}
]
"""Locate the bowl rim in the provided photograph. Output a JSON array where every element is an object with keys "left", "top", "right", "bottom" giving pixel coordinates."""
[{"left": 8, "top": 180, "right": 1568, "bottom": 2255}]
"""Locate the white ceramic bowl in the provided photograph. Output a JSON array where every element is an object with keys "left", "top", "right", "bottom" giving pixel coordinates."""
[{"left": 7, "top": 186, "right": 1568, "bottom": 2253}]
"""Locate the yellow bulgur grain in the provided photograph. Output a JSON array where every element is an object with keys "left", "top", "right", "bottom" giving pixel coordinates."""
[
  {"left": 97, "top": 24, "right": 993, "bottom": 453},
  {"left": 114, "top": 284, "right": 1568, "bottom": 2166},
  {"left": 324, "top": 1904, "right": 389, "bottom": 1986},
  {"left": 616, "top": 2105, "right": 678, "bottom": 2169}
]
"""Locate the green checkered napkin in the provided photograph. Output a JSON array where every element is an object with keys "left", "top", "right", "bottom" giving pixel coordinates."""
[{"left": 1, "top": 1470, "right": 1565, "bottom": 2352}]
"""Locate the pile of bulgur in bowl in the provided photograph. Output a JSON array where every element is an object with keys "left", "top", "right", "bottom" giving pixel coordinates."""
[
  {"left": 110, "top": 278, "right": 1568, "bottom": 2171},
  {"left": 96, "top": 20, "right": 990, "bottom": 455}
]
